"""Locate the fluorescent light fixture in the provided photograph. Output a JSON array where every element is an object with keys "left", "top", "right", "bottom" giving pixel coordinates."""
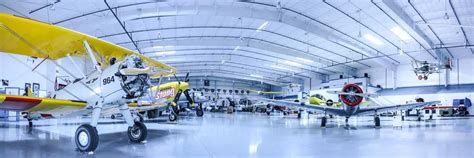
[
  {"left": 250, "top": 74, "right": 263, "bottom": 78},
  {"left": 272, "top": 65, "right": 295, "bottom": 71},
  {"left": 296, "top": 57, "right": 313, "bottom": 63},
  {"left": 363, "top": 34, "right": 383, "bottom": 45},
  {"left": 284, "top": 60, "right": 302, "bottom": 66},
  {"left": 390, "top": 26, "right": 411, "bottom": 41},
  {"left": 233, "top": 46, "right": 240, "bottom": 51},
  {"left": 398, "top": 49, "right": 404, "bottom": 55},
  {"left": 256, "top": 21, "right": 269, "bottom": 32},
  {"left": 152, "top": 45, "right": 174, "bottom": 49},
  {"left": 155, "top": 51, "right": 176, "bottom": 55}
]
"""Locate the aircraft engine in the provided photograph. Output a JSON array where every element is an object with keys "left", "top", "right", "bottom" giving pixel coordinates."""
[
  {"left": 116, "top": 56, "right": 151, "bottom": 99},
  {"left": 339, "top": 83, "right": 363, "bottom": 107}
]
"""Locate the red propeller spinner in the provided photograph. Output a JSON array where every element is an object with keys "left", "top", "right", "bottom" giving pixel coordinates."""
[{"left": 339, "top": 83, "right": 364, "bottom": 107}]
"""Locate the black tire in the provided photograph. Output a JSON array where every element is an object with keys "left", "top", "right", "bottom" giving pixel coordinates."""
[
  {"left": 127, "top": 122, "right": 147, "bottom": 143},
  {"left": 417, "top": 117, "right": 421, "bottom": 121},
  {"left": 158, "top": 111, "right": 163, "bottom": 116},
  {"left": 196, "top": 110, "right": 204, "bottom": 117},
  {"left": 111, "top": 114, "right": 116, "bottom": 119},
  {"left": 321, "top": 117, "right": 327, "bottom": 127},
  {"left": 401, "top": 116, "right": 405, "bottom": 121},
  {"left": 374, "top": 117, "right": 380, "bottom": 127},
  {"left": 169, "top": 112, "right": 178, "bottom": 121},
  {"left": 266, "top": 111, "right": 271, "bottom": 116},
  {"left": 75, "top": 124, "right": 99, "bottom": 152},
  {"left": 326, "top": 99, "right": 334, "bottom": 106},
  {"left": 297, "top": 113, "right": 302, "bottom": 118}
]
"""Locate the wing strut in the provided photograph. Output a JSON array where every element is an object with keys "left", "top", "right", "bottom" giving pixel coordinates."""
[{"left": 83, "top": 41, "right": 102, "bottom": 73}]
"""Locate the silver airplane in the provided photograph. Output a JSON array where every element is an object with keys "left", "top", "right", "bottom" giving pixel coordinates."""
[{"left": 265, "top": 84, "right": 439, "bottom": 127}]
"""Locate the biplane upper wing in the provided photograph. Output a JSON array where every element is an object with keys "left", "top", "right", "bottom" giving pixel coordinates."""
[{"left": 0, "top": 13, "right": 175, "bottom": 78}]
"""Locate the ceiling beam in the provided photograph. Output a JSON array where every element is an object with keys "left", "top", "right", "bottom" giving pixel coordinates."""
[{"left": 117, "top": 36, "right": 357, "bottom": 75}]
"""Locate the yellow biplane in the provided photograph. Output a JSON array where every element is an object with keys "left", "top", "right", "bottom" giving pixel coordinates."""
[{"left": 0, "top": 13, "right": 176, "bottom": 152}]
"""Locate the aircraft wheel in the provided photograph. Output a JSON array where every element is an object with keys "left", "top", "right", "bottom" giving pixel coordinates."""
[
  {"left": 111, "top": 114, "right": 116, "bottom": 119},
  {"left": 424, "top": 76, "right": 428, "bottom": 80},
  {"left": 321, "top": 117, "right": 327, "bottom": 127},
  {"left": 374, "top": 116, "right": 380, "bottom": 127},
  {"left": 329, "top": 115, "right": 333, "bottom": 119},
  {"left": 283, "top": 112, "right": 288, "bottom": 116},
  {"left": 401, "top": 116, "right": 405, "bottom": 121},
  {"left": 266, "top": 111, "right": 271, "bottom": 116},
  {"left": 128, "top": 122, "right": 147, "bottom": 143},
  {"left": 135, "top": 113, "right": 144, "bottom": 123},
  {"left": 417, "top": 117, "right": 421, "bottom": 121},
  {"left": 196, "top": 110, "right": 204, "bottom": 117},
  {"left": 297, "top": 112, "right": 302, "bottom": 118},
  {"left": 75, "top": 124, "right": 99, "bottom": 152},
  {"left": 418, "top": 75, "right": 423, "bottom": 80},
  {"left": 169, "top": 112, "right": 178, "bottom": 121}
]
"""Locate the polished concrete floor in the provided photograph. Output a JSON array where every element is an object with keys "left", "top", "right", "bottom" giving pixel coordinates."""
[{"left": 0, "top": 112, "right": 473, "bottom": 158}]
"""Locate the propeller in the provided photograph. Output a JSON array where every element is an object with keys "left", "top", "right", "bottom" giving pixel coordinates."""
[{"left": 327, "top": 90, "right": 377, "bottom": 97}]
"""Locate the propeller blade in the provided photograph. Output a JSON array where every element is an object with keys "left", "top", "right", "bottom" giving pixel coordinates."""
[
  {"left": 184, "top": 72, "right": 190, "bottom": 82},
  {"left": 183, "top": 89, "right": 194, "bottom": 104},
  {"left": 173, "top": 74, "right": 180, "bottom": 84},
  {"left": 174, "top": 90, "right": 182, "bottom": 103}
]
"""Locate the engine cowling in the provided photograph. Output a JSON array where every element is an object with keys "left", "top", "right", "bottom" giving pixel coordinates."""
[{"left": 339, "top": 83, "right": 364, "bottom": 107}]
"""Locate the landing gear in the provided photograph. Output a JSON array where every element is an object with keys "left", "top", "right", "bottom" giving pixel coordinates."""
[
  {"left": 75, "top": 124, "right": 99, "bottom": 152},
  {"left": 321, "top": 116, "right": 327, "bottom": 127},
  {"left": 374, "top": 116, "right": 380, "bottom": 128},
  {"left": 196, "top": 103, "right": 204, "bottom": 117},
  {"left": 344, "top": 117, "right": 349, "bottom": 124},
  {"left": 127, "top": 122, "right": 147, "bottom": 143},
  {"left": 169, "top": 112, "right": 178, "bottom": 121},
  {"left": 169, "top": 104, "right": 179, "bottom": 121},
  {"left": 196, "top": 110, "right": 204, "bottom": 117},
  {"left": 27, "top": 118, "right": 33, "bottom": 128},
  {"left": 297, "top": 112, "right": 302, "bottom": 118},
  {"left": 416, "top": 109, "right": 421, "bottom": 121},
  {"left": 134, "top": 113, "right": 144, "bottom": 123},
  {"left": 266, "top": 107, "right": 272, "bottom": 116}
]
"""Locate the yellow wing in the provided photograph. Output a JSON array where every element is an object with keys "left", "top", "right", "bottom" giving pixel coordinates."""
[
  {"left": 0, "top": 13, "right": 175, "bottom": 78},
  {"left": 0, "top": 95, "right": 86, "bottom": 113}
]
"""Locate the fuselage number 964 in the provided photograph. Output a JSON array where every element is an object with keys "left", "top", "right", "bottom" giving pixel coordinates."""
[{"left": 103, "top": 76, "right": 115, "bottom": 85}]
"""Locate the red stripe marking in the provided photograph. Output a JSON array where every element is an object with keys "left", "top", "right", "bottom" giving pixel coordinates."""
[{"left": 0, "top": 96, "right": 42, "bottom": 111}]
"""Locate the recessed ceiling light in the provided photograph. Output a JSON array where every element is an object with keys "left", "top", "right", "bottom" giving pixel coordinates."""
[{"left": 363, "top": 34, "right": 383, "bottom": 45}]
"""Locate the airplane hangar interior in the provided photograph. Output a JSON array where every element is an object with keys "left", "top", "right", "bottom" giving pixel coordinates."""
[{"left": 0, "top": 0, "right": 473, "bottom": 157}]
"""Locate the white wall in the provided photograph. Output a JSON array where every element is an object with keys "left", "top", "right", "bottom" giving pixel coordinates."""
[
  {"left": 0, "top": 53, "right": 56, "bottom": 95},
  {"left": 358, "top": 58, "right": 474, "bottom": 89}
]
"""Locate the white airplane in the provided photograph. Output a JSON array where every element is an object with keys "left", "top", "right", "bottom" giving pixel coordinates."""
[
  {"left": 0, "top": 13, "right": 176, "bottom": 152},
  {"left": 265, "top": 83, "right": 439, "bottom": 127}
]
